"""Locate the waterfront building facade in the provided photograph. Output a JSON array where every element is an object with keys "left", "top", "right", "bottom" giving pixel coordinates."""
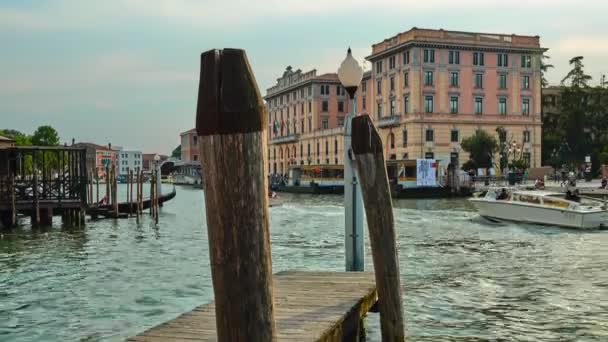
[
  {"left": 265, "top": 66, "right": 352, "bottom": 174},
  {"left": 73, "top": 142, "right": 116, "bottom": 178},
  {"left": 117, "top": 149, "right": 143, "bottom": 176},
  {"left": 180, "top": 128, "right": 200, "bottom": 162},
  {"left": 365, "top": 28, "right": 544, "bottom": 169},
  {"left": 267, "top": 28, "right": 545, "bottom": 175}
]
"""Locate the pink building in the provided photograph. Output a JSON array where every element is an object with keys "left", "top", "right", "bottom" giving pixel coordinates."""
[
  {"left": 180, "top": 128, "right": 199, "bottom": 162},
  {"left": 361, "top": 27, "right": 545, "bottom": 169},
  {"left": 265, "top": 66, "right": 352, "bottom": 174}
]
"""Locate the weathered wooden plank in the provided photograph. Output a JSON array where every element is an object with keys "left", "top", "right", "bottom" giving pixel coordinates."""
[
  {"left": 128, "top": 271, "right": 377, "bottom": 342},
  {"left": 351, "top": 114, "right": 406, "bottom": 341}
]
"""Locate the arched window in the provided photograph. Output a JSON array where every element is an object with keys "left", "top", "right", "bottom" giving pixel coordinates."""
[
  {"left": 279, "top": 148, "right": 283, "bottom": 159},
  {"left": 334, "top": 139, "right": 338, "bottom": 155},
  {"left": 273, "top": 148, "right": 276, "bottom": 159},
  {"left": 389, "top": 132, "right": 395, "bottom": 149},
  {"left": 293, "top": 146, "right": 296, "bottom": 158}
]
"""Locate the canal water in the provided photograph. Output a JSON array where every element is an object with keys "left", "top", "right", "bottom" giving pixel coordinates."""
[{"left": 1, "top": 185, "right": 607, "bottom": 341}]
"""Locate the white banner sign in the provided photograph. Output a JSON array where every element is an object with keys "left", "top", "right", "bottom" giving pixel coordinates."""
[{"left": 417, "top": 159, "right": 437, "bottom": 186}]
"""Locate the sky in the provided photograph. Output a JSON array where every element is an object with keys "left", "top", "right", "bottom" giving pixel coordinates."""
[{"left": 2, "top": 0, "right": 608, "bottom": 154}]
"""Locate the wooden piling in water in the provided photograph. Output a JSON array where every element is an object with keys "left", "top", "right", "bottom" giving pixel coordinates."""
[
  {"left": 112, "top": 164, "right": 118, "bottom": 218},
  {"left": 96, "top": 168, "right": 99, "bottom": 205},
  {"left": 105, "top": 166, "right": 110, "bottom": 206},
  {"left": 11, "top": 174, "right": 16, "bottom": 226},
  {"left": 33, "top": 171, "right": 40, "bottom": 226},
  {"left": 129, "top": 169, "right": 133, "bottom": 217},
  {"left": 351, "top": 114, "right": 405, "bottom": 341},
  {"left": 196, "top": 48, "right": 276, "bottom": 341}
]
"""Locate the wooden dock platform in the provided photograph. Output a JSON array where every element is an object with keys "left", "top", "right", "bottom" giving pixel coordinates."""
[{"left": 128, "top": 271, "right": 377, "bottom": 341}]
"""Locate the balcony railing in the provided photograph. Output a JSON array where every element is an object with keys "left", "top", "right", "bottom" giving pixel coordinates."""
[
  {"left": 272, "top": 134, "right": 300, "bottom": 144},
  {"left": 377, "top": 115, "right": 401, "bottom": 128}
]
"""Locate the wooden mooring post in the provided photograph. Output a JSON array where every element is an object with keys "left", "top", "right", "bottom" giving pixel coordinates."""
[
  {"left": 351, "top": 114, "right": 405, "bottom": 341},
  {"left": 106, "top": 166, "right": 110, "bottom": 206},
  {"left": 196, "top": 48, "right": 276, "bottom": 341},
  {"left": 11, "top": 174, "right": 16, "bottom": 226},
  {"left": 112, "top": 164, "right": 118, "bottom": 218},
  {"left": 129, "top": 169, "right": 134, "bottom": 217},
  {"left": 96, "top": 167, "right": 99, "bottom": 205},
  {"left": 33, "top": 171, "right": 40, "bottom": 226}
]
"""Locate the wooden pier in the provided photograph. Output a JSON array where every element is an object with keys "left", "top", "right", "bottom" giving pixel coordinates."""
[{"left": 128, "top": 271, "right": 377, "bottom": 342}]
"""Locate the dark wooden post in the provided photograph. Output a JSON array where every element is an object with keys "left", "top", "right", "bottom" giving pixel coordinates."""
[
  {"left": 129, "top": 169, "right": 133, "bottom": 216},
  {"left": 196, "top": 48, "right": 276, "bottom": 341},
  {"left": 105, "top": 166, "right": 110, "bottom": 206},
  {"left": 95, "top": 168, "right": 99, "bottom": 205},
  {"left": 11, "top": 174, "right": 16, "bottom": 226},
  {"left": 112, "top": 164, "right": 118, "bottom": 218},
  {"left": 33, "top": 170, "right": 40, "bottom": 226},
  {"left": 351, "top": 115, "right": 405, "bottom": 341}
]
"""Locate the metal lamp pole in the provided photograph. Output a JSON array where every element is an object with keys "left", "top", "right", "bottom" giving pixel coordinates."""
[{"left": 339, "top": 48, "right": 365, "bottom": 272}]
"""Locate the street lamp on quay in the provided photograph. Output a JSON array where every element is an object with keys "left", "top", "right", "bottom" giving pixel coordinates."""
[{"left": 338, "top": 48, "right": 365, "bottom": 272}]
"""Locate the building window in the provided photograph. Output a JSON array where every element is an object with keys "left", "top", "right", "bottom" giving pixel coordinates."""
[
  {"left": 403, "top": 72, "right": 409, "bottom": 87},
  {"left": 322, "top": 119, "right": 328, "bottom": 129},
  {"left": 308, "top": 117, "right": 312, "bottom": 132},
  {"left": 497, "top": 53, "right": 508, "bottom": 67},
  {"left": 308, "top": 86, "right": 312, "bottom": 96},
  {"left": 522, "top": 98, "right": 530, "bottom": 116},
  {"left": 300, "top": 88, "right": 305, "bottom": 98},
  {"left": 193, "top": 155, "right": 198, "bottom": 161},
  {"left": 521, "top": 55, "right": 532, "bottom": 68},
  {"left": 301, "top": 119, "right": 304, "bottom": 133},
  {"left": 474, "top": 97, "right": 483, "bottom": 115},
  {"left": 474, "top": 73, "right": 483, "bottom": 89},
  {"left": 424, "top": 95, "right": 434, "bottom": 113},
  {"left": 403, "top": 51, "right": 410, "bottom": 64},
  {"left": 376, "top": 60, "right": 383, "bottom": 73},
  {"left": 362, "top": 81, "right": 367, "bottom": 93},
  {"left": 390, "top": 76, "right": 395, "bottom": 91},
  {"left": 338, "top": 101, "right": 344, "bottom": 112},
  {"left": 448, "top": 51, "right": 460, "bottom": 64},
  {"left": 377, "top": 102, "right": 383, "bottom": 119},
  {"left": 336, "top": 86, "right": 342, "bottom": 96},
  {"left": 390, "top": 99, "right": 396, "bottom": 115},
  {"left": 424, "top": 71, "right": 433, "bottom": 86},
  {"left": 286, "top": 107, "right": 290, "bottom": 118},
  {"left": 402, "top": 129, "right": 407, "bottom": 147},
  {"left": 425, "top": 128, "right": 434, "bottom": 142},
  {"left": 322, "top": 101, "right": 328, "bottom": 112},
  {"left": 334, "top": 139, "right": 338, "bottom": 155},
  {"left": 320, "top": 84, "right": 329, "bottom": 95},
  {"left": 499, "top": 74, "right": 507, "bottom": 89},
  {"left": 404, "top": 95, "right": 409, "bottom": 113},
  {"left": 449, "top": 96, "right": 459, "bottom": 114},
  {"left": 389, "top": 133, "right": 395, "bottom": 148},
  {"left": 316, "top": 142, "right": 320, "bottom": 158},
  {"left": 451, "top": 129, "right": 459, "bottom": 143},
  {"left": 307, "top": 143, "right": 310, "bottom": 156},
  {"left": 362, "top": 96, "right": 366, "bottom": 110},
  {"left": 499, "top": 98, "right": 507, "bottom": 115},
  {"left": 325, "top": 140, "right": 329, "bottom": 155},
  {"left": 522, "top": 75, "right": 530, "bottom": 89},
  {"left": 389, "top": 55, "right": 396, "bottom": 69},
  {"left": 423, "top": 49, "right": 435, "bottom": 63},
  {"left": 473, "top": 52, "right": 485, "bottom": 66},
  {"left": 523, "top": 130, "right": 531, "bottom": 143},
  {"left": 338, "top": 117, "right": 344, "bottom": 127},
  {"left": 425, "top": 152, "right": 434, "bottom": 159},
  {"left": 377, "top": 79, "right": 382, "bottom": 95},
  {"left": 450, "top": 72, "right": 459, "bottom": 87}
]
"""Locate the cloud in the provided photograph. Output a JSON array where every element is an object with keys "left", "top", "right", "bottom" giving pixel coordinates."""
[{"left": 3, "top": 0, "right": 608, "bottom": 31}]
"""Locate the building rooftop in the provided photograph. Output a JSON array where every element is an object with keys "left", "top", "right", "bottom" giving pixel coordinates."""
[
  {"left": 265, "top": 67, "right": 341, "bottom": 98},
  {"left": 368, "top": 27, "right": 545, "bottom": 60},
  {"left": 180, "top": 128, "right": 197, "bottom": 136},
  {"left": 73, "top": 142, "right": 113, "bottom": 151},
  {"left": 0, "top": 135, "right": 14, "bottom": 142}
]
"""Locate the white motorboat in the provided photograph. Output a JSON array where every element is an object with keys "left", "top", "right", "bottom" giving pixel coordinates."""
[{"left": 469, "top": 189, "right": 608, "bottom": 229}]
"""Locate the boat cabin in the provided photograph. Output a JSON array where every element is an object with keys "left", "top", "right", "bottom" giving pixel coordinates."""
[
  {"left": 288, "top": 165, "right": 344, "bottom": 187},
  {"left": 484, "top": 189, "right": 604, "bottom": 210},
  {"left": 386, "top": 159, "right": 442, "bottom": 188}
]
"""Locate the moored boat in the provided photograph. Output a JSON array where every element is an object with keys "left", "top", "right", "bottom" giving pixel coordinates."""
[{"left": 469, "top": 189, "right": 608, "bottom": 229}]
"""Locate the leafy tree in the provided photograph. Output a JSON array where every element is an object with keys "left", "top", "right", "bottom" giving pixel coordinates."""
[
  {"left": 171, "top": 145, "right": 181, "bottom": 159},
  {"left": 461, "top": 129, "right": 498, "bottom": 169},
  {"left": 540, "top": 54, "right": 554, "bottom": 88},
  {"left": 31, "top": 125, "right": 60, "bottom": 146},
  {"left": 0, "top": 129, "right": 32, "bottom": 146},
  {"left": 561, "top": 56, "right": 592, "bottom": 88}
]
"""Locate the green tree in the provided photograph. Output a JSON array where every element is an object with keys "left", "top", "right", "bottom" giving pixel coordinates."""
[
  {"left": 540, "top": 54, "right": 554, "bottom": 88},
  {"left": 0, "top": 129, "right": 32, "bottom": 146},
  {"left": 31, "top": 125, "right": 60, "bottom": 146},
  {"left": 171, "top": 145, "right": 181, "bottom": 159},
  {"left": 461, "top": 129, "right": 498, "bottom": 169},
  {"left": 561, "top": 56, "right": 592, "bottom": 88}
]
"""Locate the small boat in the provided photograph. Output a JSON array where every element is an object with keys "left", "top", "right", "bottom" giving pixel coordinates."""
[
  {"left": 161, "top": 175, "right": 174, "bottom": 184},
  {"left": 469, "top": 188, "right": 608, "bottom": 229},
  {"left": 92, "top": 187, "right": 177, "bottom": 213}
]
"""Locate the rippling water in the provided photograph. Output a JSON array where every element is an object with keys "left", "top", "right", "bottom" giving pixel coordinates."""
[{"left": 1, "top": 185, "right": 607, "bottom": 341}]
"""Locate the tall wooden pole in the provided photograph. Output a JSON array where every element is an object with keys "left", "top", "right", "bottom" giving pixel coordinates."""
[
  {"left": 33, "top": 170, "right": 40, "bottom": 226},
  {"left": 113, "top": 164, "right": 118, "bottom": 218},
  {"left": 105, "top": 166, "right": 110, "bottom": 205},
  {"left": 351, "top": 115, "right": 405, "bottom": 341},
  {"left": 129, "top": 169, "right": 134, "bottom": 217},
  {"left": 197, "top": 48, "right": 276, "bottom": 341},
  {"left": 96, "top": 167, "right": 99, "bottom": 205},
  {"left": 11, "top": 174, "right": 16, "bottom": 226}
]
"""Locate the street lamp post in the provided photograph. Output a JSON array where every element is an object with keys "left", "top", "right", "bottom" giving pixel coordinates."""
[{"left": 338, "top": 48, "right": 365, "bottom": 272}]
